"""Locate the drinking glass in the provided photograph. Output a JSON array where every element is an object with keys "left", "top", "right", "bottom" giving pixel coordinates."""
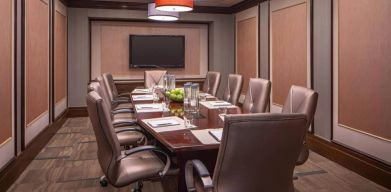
[
  {"left": 218, "top": 107, "right": 227, "bottom": 124},
  {"left": 200, "top": 94, "right": 207, "bottom": 102},
  {"left": 183, "top": 82, "right": 192, "bottom": 113},
  {"left": 161, "top": 102, "right": 170, "bottom": 117},
  {"left": 183, "top": 111, "right": 194, "bottom": 128},
  {"left": 190, "top": 83, "right": 200, "bottom": 116}
]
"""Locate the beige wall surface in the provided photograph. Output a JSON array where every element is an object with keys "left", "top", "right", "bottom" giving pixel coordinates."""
[
  {"left": 236, "top": 17, "right": 258, "bottom": 93},
  {"left": 338, "top": 0, "right": 391, "bottom": 140},
  {"left": 55, "top": 10, "right": 68, "bottom": 103},
  {"left": 68, "top": 8, "right": 235, "bottom": 107},
  {"left": 25, "top": 0, "right": 49, "bottom": 125},
  {"left": 91, "top": 21, "right": 208, "bottom": 80},
  {"left": 0, "top": 0, "right": 13, "bottom": 144},
  {"left": 271, "top": 2, "right": 308, "bottom": 106}
]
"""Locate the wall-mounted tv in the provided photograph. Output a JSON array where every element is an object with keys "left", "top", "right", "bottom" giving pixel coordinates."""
[{"left": 129, "top": 35, "right": 185, "bottom": 68}]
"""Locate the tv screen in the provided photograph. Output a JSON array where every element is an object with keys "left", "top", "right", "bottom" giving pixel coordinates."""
[{"left": 129, "top": 35, "right": 185, "bottom": 68}]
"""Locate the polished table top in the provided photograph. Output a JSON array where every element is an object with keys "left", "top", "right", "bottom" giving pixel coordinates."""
[{"left": 132, "top": 95, "right": 241, "bottom": 153}]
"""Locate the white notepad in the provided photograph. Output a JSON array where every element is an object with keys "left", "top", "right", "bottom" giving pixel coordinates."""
[
  {"left": 208, "top": 129, "right": 223, "bottom": 142},
  {"left": 200, "top": 101, "right": 235, "bottom": 109},
  {"left": 210, "top": 101, "right": 232, "bottom": 107},
  {"left": 132, "top": 94, "right": 154, "bottom": 101},
  {"left": 147, "top": 119, "right": 180, "bottom": 128},
  {"left": 132, "top": 89, "right": 150, "bottom": 94},
  {"left": 135, "top": 104, "right": 163, "bottom": 112}
]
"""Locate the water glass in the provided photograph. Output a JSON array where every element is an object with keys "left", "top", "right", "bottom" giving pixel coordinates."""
[{"left": 183, "top": 111, "right": 194, "bottom": 128}]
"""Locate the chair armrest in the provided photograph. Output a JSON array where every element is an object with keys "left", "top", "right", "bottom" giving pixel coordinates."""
[
  {"left": 112, "top": 119, "right": 138, "bottom": 127},
  {"left": 185, "top": 159, "right": 214, "bottom": 192},
  {"left": 118, "top": 145, "right": 171, "bottom": 177},
  {"left": 112, "top": 108, "right": 134, "bottom": 114},
  {"left": 117, "top": 93, "right": 131, "bottom": 98},
  {"left": 112, "top": 99, "right": 131, "bottom": 105},
  {"left": 114, "top": 127, "right": 145, "bottom": 134}
]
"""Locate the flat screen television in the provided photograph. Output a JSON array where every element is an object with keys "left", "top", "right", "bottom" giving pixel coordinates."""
[{"left": 129, "top": 35, "right": 185, "bottom": 68}]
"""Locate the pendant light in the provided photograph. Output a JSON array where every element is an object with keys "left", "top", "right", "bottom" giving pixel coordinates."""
[
  {"left": 148, "top": 3, "right": 179, "bottom": 21},
  {"left": 155, "top": 0, "right": 193, "bottom": 12}
]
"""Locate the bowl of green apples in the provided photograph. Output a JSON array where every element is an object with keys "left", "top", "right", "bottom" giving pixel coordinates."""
[{"left": 164, "top": 88, "right": 184, "bottom": 102}]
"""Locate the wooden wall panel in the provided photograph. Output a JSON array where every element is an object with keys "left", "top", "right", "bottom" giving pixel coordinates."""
[
  {"left": 0, "top": 0, "right": 13, "bottom": 143},
  {"left": 338, "top": 0, "right": 391, "bottom": 140},
  {"left": 25, "top": 0, "right": 49, "bottom": 125},
  {"left": 236, "top": 17, "right": 257, "bottom": 93},
  {"left": 91, "top": 21, "right": 208, "bottom": 80},
  {"left": 55, "top": 11, "right": 67, "bottom": 103},
  {"left": 271, "top": 2, "right": 308, "bottom": 106}
]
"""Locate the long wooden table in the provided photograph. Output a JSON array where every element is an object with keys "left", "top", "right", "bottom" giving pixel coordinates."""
[{"left": 131, "top": 94, "right": 241, "bottom": 191}]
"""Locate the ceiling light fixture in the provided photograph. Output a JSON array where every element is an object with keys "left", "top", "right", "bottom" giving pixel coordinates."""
[
  {"left": 148, "top": 3, "right": 179, "bottom": 21},
  {"left": 155, "top": 0, "right": 193, "bottom": 12}
]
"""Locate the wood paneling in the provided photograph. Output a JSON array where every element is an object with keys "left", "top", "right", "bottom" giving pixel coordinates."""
[
  {"left": 236, "top": 17, "right": 258, "bottom": 93},
  {"left": 55, "top": 10, "right": 67, "bottom": 103},
  {"left": 271, "top": 2, "right": 308, "bottom": 106},
  {"left": 0, "top": 0, "right": 13, "bottom": 143},
  {"left": 25, "top": 0, "right": 49, "bottom": 125},
  {"left": 92, "top": 21, "right": 208, "bottom": 80},
  {"left": 338, "top": 0, "right": 391, "bottom": 140}
]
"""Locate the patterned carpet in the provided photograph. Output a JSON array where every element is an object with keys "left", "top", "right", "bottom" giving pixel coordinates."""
[{"left": 8, "top": 117, "right": 389, "bottom": 192}]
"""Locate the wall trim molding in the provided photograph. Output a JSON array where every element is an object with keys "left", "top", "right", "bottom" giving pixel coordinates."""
[
  {"left": 63, "top": 0, "right": 267, "bottom": 14},
  {"left": 0, "top": 110, "right": 68, "bottom": 192},
  {"left": 307, "top": 134, "right": 391, "bottom": 189},
  {"left": 67, "top": 107, "right": 89, "bottom": 117}
]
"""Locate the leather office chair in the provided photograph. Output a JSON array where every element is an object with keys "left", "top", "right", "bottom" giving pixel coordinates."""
[
  {"left": 222, "top": 74, "right": 243, "bottom": 105},
  {"left": 202, "top": 72, "right": 221, "bottom": 96},
  {"left": 86, "top": 91, "right": 171, "bottom": 190},
  {"left": 102, "top": 73, "right": 133, "bottom": 109},
  {"left": 88, "top": 82, "right": 145, "bottom": 147},
  {"left": 282, "top": 85, "right": 318, "bottom": 165},
  {"left": 185, "top": 113, "right": 308, "bottom": 192},
  {"left": 98, "top": 76, "right": 134, "bottom": 112},
  {"left": 242, "top": 78, "right": 271, "bottom": 113},
  {"left": 144, "top": 70, "right": 167, "bottom": 88}
]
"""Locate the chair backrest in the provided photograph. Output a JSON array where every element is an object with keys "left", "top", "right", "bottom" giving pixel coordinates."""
[
  {"left": 281, "top": 85, "right": 318, "bottom": 129},
  {"left": 86, "top": 91, "right": 122, "bottom": 184},
  {"left": 222, "top": 74, "right": 243, "bottom": 105},
  {"left": 202, "top": 71, "right": 221, "bottom": 96},
  {"left": 242, "top": 78, "right": 271, "bottom": 113},
  {"left": 213, "top": 113, "right": 307, "bottom": 192},
  {"left": 144, "top": 70, "right": 167, "bottom": 88},
  {"left": 88, "top": 78, "right": 113, "bottom": 115},
  {"left": 102, "top": 73, "right": 118, "bottom": 102}
]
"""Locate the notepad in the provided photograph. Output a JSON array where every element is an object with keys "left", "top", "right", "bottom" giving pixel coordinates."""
[
  {"left": 208, "top": 129, "right": 223, "bottom": 142},
  {"left": 132, "top": 95, "right": 154, "bottom": 101},
  {"left": 132, "top": 89, "right": 150, "bottom": 94},
  {"left": 135, "top": 104, "right": 163, "bottom": 112},
  {"left": 147, "top": 119, "right": 180, "bottom": 128},
  {"left": 210, "top": 101, "right": 232, "bottom": 107}
]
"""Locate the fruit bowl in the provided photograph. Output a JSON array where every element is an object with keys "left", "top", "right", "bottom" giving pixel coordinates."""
[{"left": 164, "top": 88, "right": 184, "bottom": 102}]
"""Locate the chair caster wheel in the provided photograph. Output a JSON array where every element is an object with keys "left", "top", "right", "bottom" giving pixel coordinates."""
[{"left": 100, "top": 176, "right": 108, "bottom": 187}]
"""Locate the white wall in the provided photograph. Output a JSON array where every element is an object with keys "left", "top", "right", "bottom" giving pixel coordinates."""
[{"left": 67, "top": 8, "right": 235, "bottom": 107}]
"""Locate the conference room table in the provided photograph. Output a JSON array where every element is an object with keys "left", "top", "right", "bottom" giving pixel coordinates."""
[{"left": 131, "top": 91, "right": 241, "bottom": 191}]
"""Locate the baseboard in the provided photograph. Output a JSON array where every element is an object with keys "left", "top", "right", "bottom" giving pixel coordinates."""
[
  {"left": 307, "top": 134, "right": 391, "bottom": 189},
  {"left": 0, "top": 110, "right": 68, "bottom": 192},
  {"left": 66, "top": 107, "right": 88, "bottom": 117}
]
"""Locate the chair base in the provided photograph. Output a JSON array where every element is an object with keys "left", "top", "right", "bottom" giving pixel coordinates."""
[
  {"left": 100, "top": 176, "right": 144, "bottom": 191},
  {"left": 100, "top": 176, "right": 108, "bottom": 187},
  {"left": 131, "top": 181, "right": 143, "bottom": 192}
]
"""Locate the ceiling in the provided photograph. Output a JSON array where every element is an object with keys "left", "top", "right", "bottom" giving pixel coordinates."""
[{"left": 69, "top": 0, "right": 246, "bottom": 7}]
